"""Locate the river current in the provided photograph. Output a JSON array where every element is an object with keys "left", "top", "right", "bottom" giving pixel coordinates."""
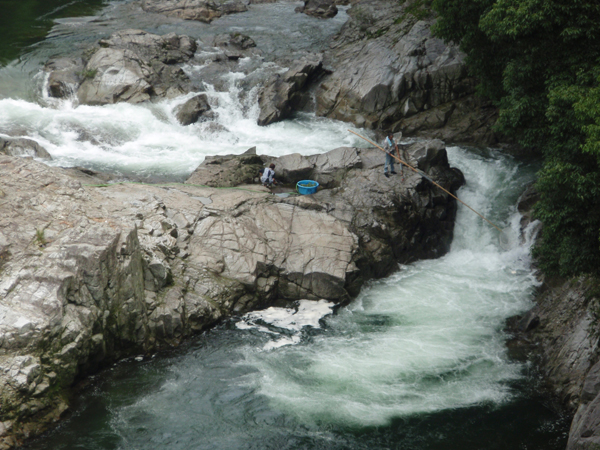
[{"left": 1, "top": 1, "right": 568, "bottom": 449}]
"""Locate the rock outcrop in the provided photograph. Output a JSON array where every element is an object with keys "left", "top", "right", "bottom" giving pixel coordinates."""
[
  {"left": 0, "top": 138, "right": 462, "bottom": 447},
  {"left": 0, "top": 137, "right": 52, "bottom": 160},
  {"left": 314, "top": 0, "right": 498, "bottom": 146},
  {"left": 141, "top": 0, "right": 248, "bottom": 23},
  {"left": 257, "top": 54, "right": 325, "bottom": 126},
  {"left": 45, "top": 30, "right": 197, "bottom": 105},
  {"left": 511, "top": 276, "right": 600, "bottom": 450},
  {"left": 174, "top": 94, "right": 213, "bottom": 125},
  {"left": 507, "top": 182, "right": 600, "bottom": 450},
  {"left": 295, "top": 0, "right": 338, "bottom": 18}
]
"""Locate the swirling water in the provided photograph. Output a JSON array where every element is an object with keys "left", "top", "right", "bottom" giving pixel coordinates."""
[
  {"left": 22, "top": 147, "right": 568, "bottom": 450},
  {"left": 1, "top": 1, "right": 569, "bottom": 449}
]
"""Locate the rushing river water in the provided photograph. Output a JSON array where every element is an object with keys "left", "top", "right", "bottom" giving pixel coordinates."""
[{"left": 1, "top": 1, "right": 569, "bottom": 449}]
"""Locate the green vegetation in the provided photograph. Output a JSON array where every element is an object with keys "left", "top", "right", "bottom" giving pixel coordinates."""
[
  {"left": 352, "top": 6, "right": 376, "bottom": 33},
  {"left": 397, "top": 0, "right": 434, "bottom": 23},
  {"left": 432, "top": 0, "right": 600, "bottom": 277},
  {"left": 78, "top": 68, "right": 98, "bottom": 79},
  {"left": 35, "top": 228, "right": 47, "bottom": 247}
]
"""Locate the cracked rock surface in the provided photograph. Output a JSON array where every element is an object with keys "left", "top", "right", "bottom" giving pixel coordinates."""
[{"left": 0, "top": 138, "right": 461, "bottom": 448}]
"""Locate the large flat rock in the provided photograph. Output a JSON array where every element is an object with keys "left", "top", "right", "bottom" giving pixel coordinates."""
[{"left": 0, "top": 138, "right": 462, "bottom": 447}]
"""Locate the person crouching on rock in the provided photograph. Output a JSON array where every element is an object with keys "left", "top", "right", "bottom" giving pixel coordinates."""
[
  {"left": 383, "top": 132, "right": 399, "bottom": 179},
  {"left": 261, "top": 163, "right": 277, "bottom": 188}
]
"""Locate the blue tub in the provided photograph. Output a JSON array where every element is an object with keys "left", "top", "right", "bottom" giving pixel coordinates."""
[{"left": 296, "top": 180, "right": 319, "bottom": 195}]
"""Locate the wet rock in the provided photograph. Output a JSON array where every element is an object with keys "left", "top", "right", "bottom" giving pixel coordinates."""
[
  {"left": 46, "top": 30, "right": 197, "bottom": 106},
  {"left": 258, "top": 54, "right": 324, "bottom": 126},
  {"left": 174, "top": 94, "right": 213, "bottom": 125},
  {"left": 0, "top": 137, "right": 52, "bottom": 159},
  {"left": 314, "top": 0, "right": 498, "bottom": 145},
  {"left": 296, "top": 0, "right": 338, "bottom": 18},
  {"left": 513, "top": 275, "right": 600, "bottom": 447},
  {"left": 142, "top": 0, "right": 248, "bottom": 23},
  {"left": 187, "top": 147, "right": 264, "bottom": 187},
  {"left": 217, "top": 33, "right": 256, "bottom": 51},
  {"left": 213, "top": 33, "right": 259, "bottom": 60},
  {"left": 0, "top": 138, "right": 462, "bottom": 445},
  {"left": 514, "top": 275, "right": 600, "bottom": 450},
  {"left": 44, "top": 57, "right": 84, "bottom": 99}
]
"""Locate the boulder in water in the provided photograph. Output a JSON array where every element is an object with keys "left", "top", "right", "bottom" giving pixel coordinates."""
[
  {"left": 295, "top": 0, "right": 338, "bottom": 18},
  {"left": 257, "top": 54, "right": 324, "bottom": 126},
  {"left": 44, "top": 57, "right": 84, "bottom": 99},
  {"left": 142, "top": 0, "right": 248, "bottom": 23},
  {"left": 213, "top": 33, "right": 259, "bottom": 60},
  {"left": 0, "top": 137, "right": 52, "bottom": 159},
  {"left": 174, "top": 94, "right": 213, "bottom": 126},
  {"left": 45, "top": 30, "right": 197, "bottom": 105}
]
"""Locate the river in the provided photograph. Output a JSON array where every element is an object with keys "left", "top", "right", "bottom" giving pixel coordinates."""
[{"left": 1, "top": 1, "right": 569, "bottom": 449}]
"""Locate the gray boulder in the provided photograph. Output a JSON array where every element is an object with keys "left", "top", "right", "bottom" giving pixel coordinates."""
[
  {"left": 0, "top": 137, "right": 52, "bottom": 159},
  {"left": 187, "top": 147, "right": 264, "bottom": 186},
  {"left": 46, "top": 30, "right": 197, "bottom": 105},
  {"left": 213, "top": 33, "right": 259, "bottom": 60},
  {"left": 44, "top": 57, "right": 84, "bottom": 99},
  {"left": 77, "top": 47, "right": 153, "bottom": 105},
  {"left": 258, "top": 54, "right": 324, "bottom": 126},
  {"left": 296, "top": 0, "right": 338, "bottom": 18},
  {"left": 314, "top": 0, "right": 498, "bottom": 145},
  {"left": 141, "top": 0, "right": 248, "bottom": 23},
  {"left": 174, "top": 94, "right": 213, "bottom": 125}
]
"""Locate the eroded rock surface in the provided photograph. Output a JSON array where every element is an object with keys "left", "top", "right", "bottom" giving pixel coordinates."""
[
  {"left": 142, "top": 0, "right": 248, "bottom": 23},
  {"left": 296, "top": 0, "right": 338, "bottom": 18},
  {"left": 188, "top": 138, "right": 464, "bottom": 280},
  {"left": 0, "top": 138, "right": 462, "bottom": 447},
  {"left": 45, "top": 30, "right": 197, "bottom": 105},
  {"left": 315, "top": 0, "right": 498, "bottom": 145},
  {"left": 0, "top": 138, "right": 52, "bottom": 160},
  {"left": 257, "top": 54, "right": 324, "bottom": 126}
]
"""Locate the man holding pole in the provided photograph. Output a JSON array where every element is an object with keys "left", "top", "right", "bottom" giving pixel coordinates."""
[{"left": 383, "top": 132, "right": 403, "bottom": 179}]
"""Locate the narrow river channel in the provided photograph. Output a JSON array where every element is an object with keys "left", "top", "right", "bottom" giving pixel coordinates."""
[{"left": 1, "top": 1, "right": 569, "bottom": 449}]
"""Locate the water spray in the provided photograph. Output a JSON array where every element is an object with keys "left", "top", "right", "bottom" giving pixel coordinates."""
[{"left": 348, "top": 129, "right": 505, "bottom": 234}]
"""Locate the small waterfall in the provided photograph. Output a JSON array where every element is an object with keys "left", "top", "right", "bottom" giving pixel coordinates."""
[{"left": 1, "top": 2, "right": 567, "bottom": 448}]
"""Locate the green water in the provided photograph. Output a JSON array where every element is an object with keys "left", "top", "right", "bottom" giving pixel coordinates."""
[
  {"left": 0, "top": 2, "right": 572, "bottom": 449},
  {"left": 0, "top": 0, "right": 107, "bottom": 65}
]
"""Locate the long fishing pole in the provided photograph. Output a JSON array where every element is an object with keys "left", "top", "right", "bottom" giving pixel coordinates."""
[{"left": 348, "top": 129, "right": 503, "bottom": 233}]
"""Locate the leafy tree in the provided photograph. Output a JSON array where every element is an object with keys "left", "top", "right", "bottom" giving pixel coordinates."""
[{"left": 432, "top": 0, "right": 600, "bottom": 277}]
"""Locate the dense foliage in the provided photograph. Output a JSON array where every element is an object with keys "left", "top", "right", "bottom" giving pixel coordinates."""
[{"left": 431, "top": 0, "right": 600, "bottom": 277}]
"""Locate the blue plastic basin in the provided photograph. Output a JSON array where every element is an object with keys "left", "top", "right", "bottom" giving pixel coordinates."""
[{"left": 296, "top": 180, "right": 319, "bottom": 195}]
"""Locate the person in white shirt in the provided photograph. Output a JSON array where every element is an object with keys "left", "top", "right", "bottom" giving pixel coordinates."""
[{"left": 261, "top": 163, "right": 277, "bottom": 187}]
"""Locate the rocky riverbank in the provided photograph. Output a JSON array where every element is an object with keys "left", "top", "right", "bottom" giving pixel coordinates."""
[
  {"left": 41, "top": 0, "right": 501, "bottom": 145},
  {"left": 313, "top": 0, "right": 500, "bottom": 146},
  {"left": 503, "top": 189, "right": 600, "bottom": 450},
  {"left": 509, "top": 274, "right": 600, "bottom": 450},
  {"left": 0, "top": 138, "right": 462, "bottom": 448}
]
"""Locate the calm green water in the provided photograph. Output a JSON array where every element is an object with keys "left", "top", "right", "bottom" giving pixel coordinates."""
[{"left": 0, "top": 0, "right": 106, "bottom": 65}]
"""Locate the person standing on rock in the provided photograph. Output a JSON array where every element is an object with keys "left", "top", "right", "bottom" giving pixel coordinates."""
[
  {"left": 383, "top": 132, "right": 403, "bottom": 179},
  {"left": 261, "top": 163, "right": 277, "bottom": 188}
]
